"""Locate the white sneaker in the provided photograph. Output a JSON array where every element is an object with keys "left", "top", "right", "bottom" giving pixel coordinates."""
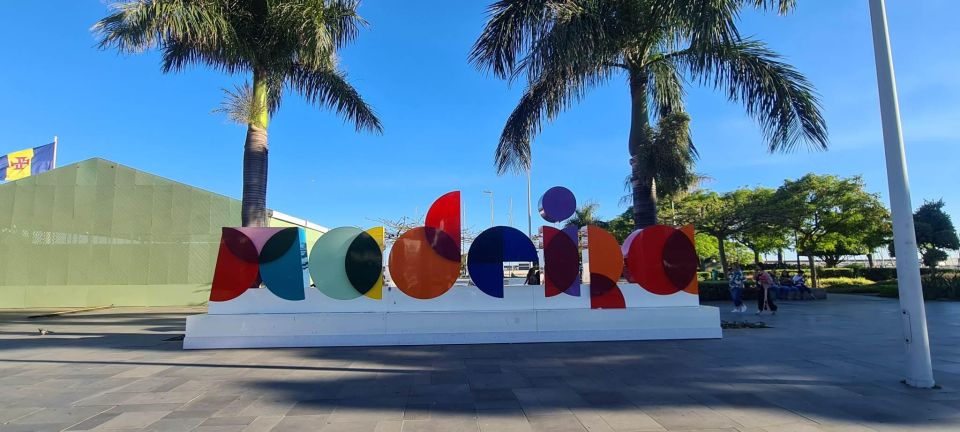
[{"left": 731, "top": 308, "right": 740, "bottom": 313}]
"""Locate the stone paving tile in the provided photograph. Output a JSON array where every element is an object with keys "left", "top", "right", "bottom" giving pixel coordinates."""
[
  {"left": 0, "top": 423, "right": 77, "bottom": 432},
  {"left": 400, "top": 418, "right": 480, "bottom": 432},
  {"left": 143, "top": 416, "right": 207, "bottom": 431},
  {"left": 104, "top": 403, "right": 184, "bottom": 413},
  {"left": 2, "top": 297, "right": 960, "bottom": 431},
  {"left": 526, "top": 413, "right": 589, "bottom": 432},
  {"left": 286, "top": 399, "right": 337, "bottom": 416},
  {"left": 241, "top": 415, "right": 283, "bottom": 431},
  {"left": 477, "top": 412, "right": 533, "bottom": 432},
  {"left": 8, "top": 406, "right": 107, "bottom": 425},
  {"left": 94, "top": 410, "right": 170, "bottom": 429},
  {"left": 200, "top": 416, "right": 258, "bottom": 426},
  {"left": 236, "top": 396, "right": 296, "bottom": 417},
  {"left": 270, "top": 415, "right": 329, "bottom": 431},
  {"left": 64, "top": 412, "right": 120, "bottom": 430},
  {"left": 317, "top": 420, "right": 383, "bottom": 431},
  {"left": 0, "top": 407, "right": 42, "bottom": 424}
]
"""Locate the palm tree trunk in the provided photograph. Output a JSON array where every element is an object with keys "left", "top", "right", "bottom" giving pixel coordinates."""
[
  {"left": 628, "top": 69, "right": 656, "bottom": 229},
  {"left": 241, "top": 70, "right": 271, "bottom": 227}
]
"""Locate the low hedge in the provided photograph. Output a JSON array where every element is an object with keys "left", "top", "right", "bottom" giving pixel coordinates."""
[
  {"left": 697, "top": 280, "right": 827, "bottom": 301},
  {"left": 861, "top": 268, "right": 898, "bottom": 281},
  {"left": 816, "top": 268, "right": 856, "bottom": 278},
  {"left": 877, "top": 276, "right": 960, "bottom": 300},
  {"left": 816, "top": 277, "right": 874, "bottom": 288}
]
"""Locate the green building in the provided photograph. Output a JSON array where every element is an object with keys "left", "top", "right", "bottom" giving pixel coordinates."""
[{"left": 0, "top": 158, "right": 324, "bottom": 308}]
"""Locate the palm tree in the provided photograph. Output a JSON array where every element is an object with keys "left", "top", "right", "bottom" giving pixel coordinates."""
[
  {"left": 565, "top": 201, "right": 601, "bottom": 228},
  {"left": 470, "top": 0, "right": 827, "bottom": 229},
  {"left": 94, "top": 0, "right": 383, "bottom": 227}
]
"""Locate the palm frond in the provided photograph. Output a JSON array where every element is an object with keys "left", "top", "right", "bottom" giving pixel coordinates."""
[
  {"left": 515, "top": 0, "right": 626, "bottom": 84},
  {"left": 289, "top": 65, "right": 383, "bottom": 134},
  {"left": 748, "top": 0, "right": 797, "bottom": 15},
  {"left": 654, "top": 0, "right": 741, "bottom": 52},
  {"left": 642, "top": 112, "right": 698, "bottom": 197},
  {"left": 495, "top": 64, "right": 613, "bottom": 174},
  {"left": 213, "top": 82, "right": 266, "bottom": 127},
  {"left": 674, "top": 39, "right": 827, "bottom": 151},
  {"left": 269, "top": 0, "right": 365, "bottom": 70},
  {"left": 159, "top": 37, "right": 250, "bottom": 74},
  {"left": 93, "top": 0, "right": 233, "bottom": 54},
  {"left": 469, "top": 0, "right": 568, "bottom": 79},
  {"left": 646, "top": 54, "right": 685, "bottom": 120}
]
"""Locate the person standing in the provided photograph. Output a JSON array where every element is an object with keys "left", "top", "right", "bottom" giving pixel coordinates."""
[
  {"left": 755, "top": 265, "right": 778, "bottom": 314},
  {"left": 728, "top": 263, "right": 746, "bottom": 312},
  {"left": 525, "top": 265, "right": 541, "bottom": 285}
]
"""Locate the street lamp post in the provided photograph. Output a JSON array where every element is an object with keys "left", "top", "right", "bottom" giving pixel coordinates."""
[
  {"left": 482, "top": 190, "right": 495, "bottom": 227},
  {"left": 526, "top": 166, "right": 533, "bottom": 238},
  {"left": 868, "top": 0, "right": 935, "bottom": 388}
]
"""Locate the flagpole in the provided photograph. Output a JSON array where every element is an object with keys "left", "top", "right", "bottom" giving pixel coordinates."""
[
  {"left": 869, "top": 0, "right": 935, "bottom": 388},
  {"left": 52, "top": 136, "right": 58, "bottom": 169}
]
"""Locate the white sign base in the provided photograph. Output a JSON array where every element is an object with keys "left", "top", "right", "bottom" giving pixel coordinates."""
[
  {"left": 185, "top": 284, "right": 721, "bottom": 349},
  {"left": 183, "top": 306, "right": 720, "bottom": 349}
]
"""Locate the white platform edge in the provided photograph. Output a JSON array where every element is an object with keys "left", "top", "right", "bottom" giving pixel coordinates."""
[{"left": 183, "top": 306, "right": 721, "bottom": 349}]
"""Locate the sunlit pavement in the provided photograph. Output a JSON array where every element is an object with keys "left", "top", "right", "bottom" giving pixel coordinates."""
[{"left": 1, "top": 294, "right": 959, "bottom": 431}]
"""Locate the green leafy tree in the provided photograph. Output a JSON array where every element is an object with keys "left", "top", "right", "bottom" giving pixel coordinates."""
[
  {"left": 733, "top": 187, "right": 790, "bottom": 265},
  {"left": 861, "top": 215, "right": 892, "bottom": 268},
  {"left": 913, "top": 200, "right": 959, "bottom": 268},
  {"left": 470, "top": 0, "right": 827, "bottom": 229},
  {"left": 814, "top": 205, "right": 890, "bottom": 268},
  {"left": 772, "top": 174, "right": 889, "bottom": 287},
  {"left": 94, "top": 0, "right": 383, "bottom": 227},
  {"left": 605, "top": 208, "right": 636, "bottom": 244},
  {"left": 693, "top": 233, "right": 752, "bottom": 272},
  {"left": 671, "top": 190, "right": 752, "bottom": 275}
]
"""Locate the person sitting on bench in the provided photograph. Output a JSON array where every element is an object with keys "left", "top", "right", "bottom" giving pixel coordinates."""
[
  {"left": 792, "top": 270, "right": 814, "bottom": 300},
  {"left": 778, "top": 270, "right": 798, "bottom": 300}
]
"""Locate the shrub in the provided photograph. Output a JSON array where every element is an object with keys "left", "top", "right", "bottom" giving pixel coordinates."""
[
  {"left": 877, "top": 284, "right": 898, "bottom": 298},
  {"left": 817, "top": 268, "right": 855, "bottom": 278},
  {"left": 920, "top": 268, "right": 959, "bottom": 276},
  {"left": 875, "top": 274, "right": 960, "bottom": 299},
  {"left": 697, "top": 280, "right": 757, "bottom": 302},
  {"left": 861, "top": 267, "right": 898, "bottom": 282},
  {"left": 816, "top": 277, "right": 874, "bottom": 288}
]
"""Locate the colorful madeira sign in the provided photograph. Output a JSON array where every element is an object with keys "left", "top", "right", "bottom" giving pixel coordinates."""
[
  {"left": 185, "top": 186, "right": 719, "bottom": 349},
  {"left": 207, "top": 187, "right": 699, "bottom": 308}
]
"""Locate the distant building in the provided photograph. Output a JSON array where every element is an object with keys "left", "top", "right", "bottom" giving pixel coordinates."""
[{"left": 0, "top": 158, "right": 324, "bottom": 308}]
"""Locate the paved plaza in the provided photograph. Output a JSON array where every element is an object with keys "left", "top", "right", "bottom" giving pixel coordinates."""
[{"left": 1, "top": 294, "right": 959, "bottom": 432}]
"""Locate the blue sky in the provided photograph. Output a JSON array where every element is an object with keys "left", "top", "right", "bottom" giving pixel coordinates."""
[{"left": 2, "top": 1, "right": 958, "bottom": 242}]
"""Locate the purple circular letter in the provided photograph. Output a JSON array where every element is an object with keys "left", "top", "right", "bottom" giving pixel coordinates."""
[{"left": 539, "top": 186, "right": 576, "bottom": 222}]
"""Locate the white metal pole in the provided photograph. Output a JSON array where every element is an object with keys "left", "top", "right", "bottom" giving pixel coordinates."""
[
  {"left": 526, "top": 166, "right": 533, "bottom": 238},
  {"left": 489, "top": 192, "right": 494, "bottom": 227},
  {"left": 52, "top": 135, "right": 58, "bottom": 169},
  {"left": 483, "top": 190, "right": 494, "bottom": 227},
  {"left": 868, "top": 0, "right": 935, "bottom": 388}
]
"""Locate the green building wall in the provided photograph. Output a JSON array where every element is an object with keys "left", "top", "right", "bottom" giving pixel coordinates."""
[{"left": 0, "top": 158, "right": 322, "bottom": 308}]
